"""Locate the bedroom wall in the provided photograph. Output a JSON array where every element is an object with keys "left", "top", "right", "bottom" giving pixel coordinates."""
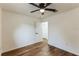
[
  {"left": 2, "top": 10, "right": 41, "bottom": 53},
  {"left": 44, "top": 8, "right": 79, "bottom": 55}
]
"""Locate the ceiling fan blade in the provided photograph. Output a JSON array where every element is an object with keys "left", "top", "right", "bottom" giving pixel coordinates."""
[
  {"left": 45, "top": 8, "right": 58, "bottom": 12},
  {"left": 29, "top": 3, "right": 39, "bottom": 8},
  {"left": 30, "top": 9, "right": 40, "bottom": 13},
  {"left": 45, "top": 3, "right": 52, "bottom": 8}
]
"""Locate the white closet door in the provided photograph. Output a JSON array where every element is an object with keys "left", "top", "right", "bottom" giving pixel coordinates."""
[{"left": 35, "top": 22, "right": 42, "bottom": 41}]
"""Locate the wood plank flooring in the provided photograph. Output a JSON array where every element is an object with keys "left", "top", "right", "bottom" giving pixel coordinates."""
[{"left": 2, "top": 40, "right": 77, "bottom": 56}]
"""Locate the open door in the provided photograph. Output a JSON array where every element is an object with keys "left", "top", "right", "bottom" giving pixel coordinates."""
[
  {"left": 35, "top": 21, "right": 48, "bottom": 43},
  {"left": 35, "top": 22, "right": 42, "bottom": 41}
]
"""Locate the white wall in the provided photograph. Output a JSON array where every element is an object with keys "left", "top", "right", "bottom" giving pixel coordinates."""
[
  {"left": 0, "top": 8, "right": 2, "bottom": 55},
  {"left": 45, "top": 8, "right": 79, "bottom": 55},
  {"left": 2, "top": 10, "right": 41, "bottom": 53}
]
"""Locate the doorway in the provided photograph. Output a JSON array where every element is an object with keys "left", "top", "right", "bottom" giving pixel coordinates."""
[
  {"left": 41, "top": 21, "right": 48, "bottom": 43},
  {"left": 35, "top": 21, "right": 48, "bottom": 43}
]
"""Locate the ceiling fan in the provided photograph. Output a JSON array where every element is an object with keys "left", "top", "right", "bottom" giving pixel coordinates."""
[{"left": 29, "top": 3, "right": 58, "bottom": 15}]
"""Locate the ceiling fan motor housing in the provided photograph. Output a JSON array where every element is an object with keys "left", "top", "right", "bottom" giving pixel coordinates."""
[{"left": 39, "top": 3, "right": 45, "bottom": 9}]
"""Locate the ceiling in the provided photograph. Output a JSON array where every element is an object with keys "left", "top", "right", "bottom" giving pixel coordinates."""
[{"left": 0, "top": 3, "right": 79, "bottom": 19}]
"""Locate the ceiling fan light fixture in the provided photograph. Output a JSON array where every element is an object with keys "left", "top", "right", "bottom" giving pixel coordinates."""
[
  {"left": 40, "top": 9, "right": 45, "bottom": 13},
  {"left": 30, "top": 3, "right": 58, "bottom": 15}
]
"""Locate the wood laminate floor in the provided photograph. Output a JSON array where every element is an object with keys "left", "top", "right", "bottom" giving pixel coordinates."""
[
  {"left": 22, "top": 40, "right": 50, "bottom": 56},
  {"left": 2, "top": 39, "right": 76, "bottom": 56},
  {"left": 21, "top": 41, "right": 76, "bottom": 56}
]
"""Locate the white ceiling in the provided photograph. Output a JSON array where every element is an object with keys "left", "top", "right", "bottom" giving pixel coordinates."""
[{"left": 0, "top": 3, "right": 79, "bottom": 19}]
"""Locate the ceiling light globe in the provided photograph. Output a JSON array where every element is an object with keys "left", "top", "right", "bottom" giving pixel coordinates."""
[{"left": 40, "top": 9, "right": 45, "bottom": 13}]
